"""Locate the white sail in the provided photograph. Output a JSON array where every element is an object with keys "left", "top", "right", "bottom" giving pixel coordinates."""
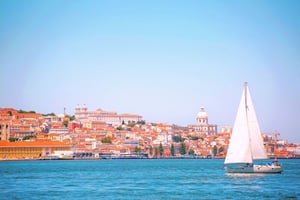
[
  {"left": 245, "top": 86, "right": 268, "bottom": 160},
  {"left": 224, "top": 83, "right": 282, "bottom": 173},
  {"left": 224, "top": 87, "right": 253, "bottom": 164}
]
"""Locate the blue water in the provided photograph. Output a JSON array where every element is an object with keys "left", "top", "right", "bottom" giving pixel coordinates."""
[{"left": 0, "top": 159, "right": 299, "bottom": 199}]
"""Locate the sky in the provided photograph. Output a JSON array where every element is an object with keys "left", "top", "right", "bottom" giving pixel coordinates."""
[{"left": 0, "top": 0, "right": 299, "bottom": 142}]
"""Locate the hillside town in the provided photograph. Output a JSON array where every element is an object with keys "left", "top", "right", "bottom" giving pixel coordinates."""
[{"left": 0, "top": 105, "right": 299, "bottom": 160}]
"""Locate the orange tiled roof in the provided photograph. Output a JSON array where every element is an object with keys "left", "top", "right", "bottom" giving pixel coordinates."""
[
  {"left": 0, "top": 140, "right": 69, "bottom": 147},
  {"left": 120, "top": 113, "right": 140, "bottom": 117}
]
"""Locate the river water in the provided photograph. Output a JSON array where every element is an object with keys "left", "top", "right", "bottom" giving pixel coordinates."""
[{"left": 0, "top": 159, "right": 299, "bottom": 199}]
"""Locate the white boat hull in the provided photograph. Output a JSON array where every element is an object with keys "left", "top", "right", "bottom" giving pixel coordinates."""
[{"left": 225, "top": 164, "right": 282, "bottom": 173}]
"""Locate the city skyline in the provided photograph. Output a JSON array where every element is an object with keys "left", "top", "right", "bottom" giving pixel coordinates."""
[{"left": 1, "top": 1, "right": 299, "bottom": 142}]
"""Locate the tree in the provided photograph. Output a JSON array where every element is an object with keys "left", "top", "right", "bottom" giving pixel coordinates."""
[
  {"left": 189, "top": 136, "right": 199, "bottom": 140},
  {"left": 159, "top": 143, "right": 164, "bottom": 157},
  {"left": 18, "top": 109, "right": 35, "bottom": 113},
  {"left": 213, "top": 145, "right": 218, "bottom": 156},
  {"left": 188, "top": 149, "right": 195, "bottom": 155},
  {"left": 9, "top": 137, "right": 18, "bottom": 142},
  {"left": 172, "top": 135, "right": 184, "bottom": 143},
  {"left": 219, "top": 147, "right": 224, "bottom": 153},
  {"left": 7, "top": 111, "right": 12, "bottom": 116},
  {"left": 154, "top": 147, "right": 159, "bottom": 158},
  {"left": 134, "top": 146, "right": 141, "bottom": 154},
  {"left": 137, "top": 120, "right": 146, "bottom": 125},
  {"left": 69, "top": 115, "right": 76, "bottom": 121},
  {"left": 170, "top": 143, "right": 175, "bottom": 156},
  {"left": 179, "top": 142, "right": 186, "bottom": 155},
  {"left": 63, "top": 119, "right": 68, "bottom": 127},
  {"left": 116, "top": 126, "right": 124, "bottom": 131},
  {"left": 149, "top": 146, "right": 153, "bottom": 157},
  {"left": 101, "top": 136, "right": 112, "bottom": 144},
  {"left": 23, "top": 135, "right": 33, "bottom": 140},
  {"left": 42, "top": 113, "right": 56, "bottom": 116},
  {"left": 127, "top": 121, "right": 136, "bottom": 127}
]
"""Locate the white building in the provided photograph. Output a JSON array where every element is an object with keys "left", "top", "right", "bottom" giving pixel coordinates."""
[
  {"left": 75, "top": 104, "right": 142, "bottom": 126},
  {"left": 189, "top": 107, "right": 217, "bottom": 135}
]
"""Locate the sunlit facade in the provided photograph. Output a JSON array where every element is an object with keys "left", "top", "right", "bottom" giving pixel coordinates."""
[
  {"left": 189, "top": 107, "right": 217, "bottom": 135},
  {"left": 0, "top": 141, "right": 70, "bottom": 160},
  {"left": 75, "top": 104, "right": 142, "bottom": 126}
]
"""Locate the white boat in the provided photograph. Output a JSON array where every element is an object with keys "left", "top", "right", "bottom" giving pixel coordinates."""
[{"left": 224, "top": 82, "right": 282, "bottom": 173}]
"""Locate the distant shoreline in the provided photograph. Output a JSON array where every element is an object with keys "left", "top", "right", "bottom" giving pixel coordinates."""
[{"left": 1, "top": 157, "right": 299, "bottom": 161}]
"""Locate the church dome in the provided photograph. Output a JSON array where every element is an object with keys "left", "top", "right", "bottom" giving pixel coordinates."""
[{"left": 197, "top": 107, "right": 208, "bottom": 118}]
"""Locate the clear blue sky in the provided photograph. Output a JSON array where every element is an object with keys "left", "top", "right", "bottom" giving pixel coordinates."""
[{"left": 1, "top": 0, "right": 299, "bottom": 142}]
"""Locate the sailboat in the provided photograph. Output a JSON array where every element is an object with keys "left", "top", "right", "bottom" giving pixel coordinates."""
[{"left": 224, "top": 82, "right": 282, "bottom": 173}]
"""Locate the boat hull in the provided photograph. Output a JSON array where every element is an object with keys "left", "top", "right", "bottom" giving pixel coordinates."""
[
  {"left": 225, "top": 164, "right": 282, "bottom": 173},
  {"left": 253, "top": 164, "right": 282, "bottom": 173}
]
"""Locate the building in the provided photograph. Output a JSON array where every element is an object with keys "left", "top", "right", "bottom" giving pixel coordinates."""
[
  {"left": 75, "top": 104, "right": 142, "bottom": 126},
  {"left": 0, "top": 122, "right": 10, "bottom": 141},
  {"left": 0, "top": 140, "right": 70, "bottom": 160},
  {"left": 48, "top": 127, "right": 69, "bottom": 135},
  {"left": 68, "top": 121, "right": 81, "bottom": 130},
  {"left": 189, "top": 107, "right": 217, "bottom": 135},
  {"left": 10, "top": 123, "right": 35, "bottom": 139},
  {"left": 82, "top": 120, "right": 106, "bottom": 130},
  {"left": 0, "top": 108, "right": 42, "bottom": 141}
]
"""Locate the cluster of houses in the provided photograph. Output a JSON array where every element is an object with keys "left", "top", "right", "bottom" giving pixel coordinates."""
[{"left": 0, "top": 106, "right": 299, "bottom": 160}]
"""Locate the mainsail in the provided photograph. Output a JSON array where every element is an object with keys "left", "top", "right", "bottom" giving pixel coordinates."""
[
  {"left": 245, "top": 85, "right": 268, "bottom": 160},
  {"left": 224, "top": 83, "right": 267, "bottom": 165}
]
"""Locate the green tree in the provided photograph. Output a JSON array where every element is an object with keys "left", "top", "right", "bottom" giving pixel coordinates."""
[
  {"left": 179, "top": 142, "right": 186, "bottom": 155},
  {"left": 172, "top": 135, "right": 184, "bottom": 143},
  {"left": 149, "top": 146, "right": 153, "bottom": 157},
  {"left": 9, "top": 137, "right": 18, "bottom": 142},
  {"left": 137, "top": 120, "right": 146, "bottom": 125},
  {"left": 18, "top": 109, "right": 35, "bottom": 113},
  {"left": 159, "top": 143, "right": 164, "bottom": 157},
  {"left": 219, "top": 147, "right": 224, "bottom": 153},
  {"left": 213, "top": 145, "right": 218, "bottom": 156},
  {"left": 134, "top": 146, "right": 141, "bottom": 154},
  {"left": 116, "top": 126, "right": 124, "bottom": 131},
  {"left": 63, "top": 119, "right": 68, "bottom": 127},
  {"left": 189, "top": 136, "right": 199, "bottom": 140},
  {"left": 42, "top": 112, "right": 56, "bottom": 116},
  {"left": 69, "top": 115, "right": 76, "bottom": 121},
  {"left": 7, "top": 110, "right": 13, "bottom": 116},
  {"left": 170, "top": 143, "right": 175, "bottom": 156},
  {"left": 101, "top": 136, "right": 112, "bottom": 144},
  {"left": 23, "top": 135, "right": 33, "bottom": 140},
  {"left": 154, "top": 147, "right": 159, "bottom": 158},
  {"left": 127, "top": 121, "right": 136, "bottom": 127},
  {"left": 188, "top": 149, "right": 195, "bottom": 155}
]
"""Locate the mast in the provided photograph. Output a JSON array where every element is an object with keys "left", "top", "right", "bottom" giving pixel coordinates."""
[
  {"left": 244, "top": 82, "right": 248, "bottom": 111},
  {"left": 246, "top": 83, "right": 268, "bottom": 160},
  {"left": 245, "top": 82, "right": 254, "bottom": 162}
]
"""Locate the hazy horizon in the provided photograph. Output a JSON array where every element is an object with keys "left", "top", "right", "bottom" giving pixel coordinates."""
[{"left": 1, "top": 1, "right": 299, "bottom": 142}]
